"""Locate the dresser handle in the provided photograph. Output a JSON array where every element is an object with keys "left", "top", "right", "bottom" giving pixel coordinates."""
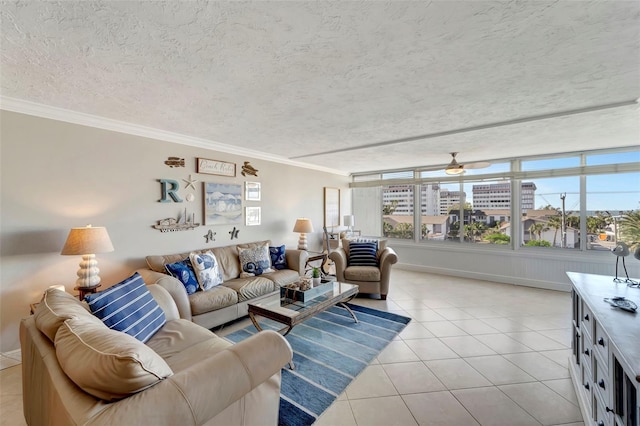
[
  {"left": 584, "top": 349, "right": 590, "bottom": 356},
  {"left": 584, "top": 382, "right": 590, "bottom": 390},
  {"left": 584, "top": 314, "right": 589, "bottom": 321},
  {"left": 598, "top": 421, "right": 604, "bottom": 426},
  {"left": 599, "top": 379, "right": 606, "bottom": 389},
  {"left": 598, "top": 337, "right": 605, "bottom": 346},
  {"left": 606, "top": 406, "right": 614, "bottom": 414}
]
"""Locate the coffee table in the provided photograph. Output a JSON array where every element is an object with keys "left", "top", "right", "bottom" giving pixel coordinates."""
[{"left": 247, "top": 282, "right": 359, "bottom": 337}]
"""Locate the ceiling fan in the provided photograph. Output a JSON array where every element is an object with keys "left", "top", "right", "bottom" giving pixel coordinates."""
[{"left": 444, "top": 152, "right": 491, "bottom": 175}]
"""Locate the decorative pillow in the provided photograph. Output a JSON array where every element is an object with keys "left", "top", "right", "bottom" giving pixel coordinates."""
[
  {"left": 238, "top": 243, "right": 274, "bottom": 276},
  {"left": 34, "top": 287, "right": 103, "bottom": 342},
  {"left": 85, "top": 272, "right": 166, "bottom": 343},
  {"left": 269, "top": 245, "right": 288, "bottom": 270},
  {"left": 348, "top": 241, "right": 379, "bottom": 267},
  {"left": 165, "top": 258, "right": 199, "bottom": 295},
  {"left": 189, "top": 251, "right": 223, "bottom": 291},
  {"left": 55, "top": 316, "right": 173, "bottom": 401}
]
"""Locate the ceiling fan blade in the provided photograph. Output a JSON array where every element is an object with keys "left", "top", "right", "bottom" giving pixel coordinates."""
[{"left": 464, "top": 161, "right": 491, "bottom": 169}]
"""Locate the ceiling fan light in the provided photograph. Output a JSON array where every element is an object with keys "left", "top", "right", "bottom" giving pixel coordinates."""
[{"left": 445, "top": 164, "right": 465, "bottom": 175}]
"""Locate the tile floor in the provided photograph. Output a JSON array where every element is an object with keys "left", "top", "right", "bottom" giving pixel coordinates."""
[{"left": 0, "top": 269, "right": 584, "bottom": 426}]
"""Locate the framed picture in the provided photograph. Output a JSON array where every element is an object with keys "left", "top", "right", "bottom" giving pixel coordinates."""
[
  {"left": 203, "top": 182, "right": 242, "bottom": 225},
  {"left": 324, "top": 187, "right": 340, "bottom": 229},
  {"left": 245, "top": 181, "right": 261, "bottom": 201},
  {"left": 197, "top": 158, "right": 236, "bottom": 177},
  {"left": 245, "top": 207, "right": 261, "bottom": 226}
]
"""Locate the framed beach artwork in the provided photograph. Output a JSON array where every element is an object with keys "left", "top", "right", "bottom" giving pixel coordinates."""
[
  {"left": 245, "top": 181, "right": 261, "bottom": 201},
  {"left": 324, "top": 187, "right": 340, "bottom": 229},
  {"left": 203, "top": 182, "right": 242, "bottom": 226},
  {"left": 245, "top": 207, "right": 261, "bottom": 226},
  {"left": 197, "top": 158, "right": 236, "bottom": 177}
]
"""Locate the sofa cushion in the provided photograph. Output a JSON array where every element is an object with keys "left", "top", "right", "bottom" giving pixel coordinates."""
[
  {"left": 222, "top": 277, "right": 278, "bottom": 302},
  {"left": 55, "top": 316, "right": 173, "bottom": 401},
  {"left": 269, "top": 245, "right": 288, "bottom": 270},
  {"left": 345, "top": 265, "right": 382, "bottom": 282},
  {"left": 188, "top": 285, "right": 238, "bottom": 315},
  {"left": 85, "top": 272, "right": 166, "bottom": 343},
  {"left": 34, "top": 288, "right": 103, "bottom": 342},
  {"left": 146, "top": 319, "right": 232, "bottom": 372},
  {"left": 238, "top": 243, "right": 273, "bottom": 276},
  {"left": 348, "top": 242, "right": 379, "bottom": 266},
  {"left": 263, "top": 269, "right": 300, "bottom": 286},
  {"left": 165, "top": 258, "right": 199, "bottom": 295},
  {"left": 189, "top": 251, "right": 223, "bottom": 291}
]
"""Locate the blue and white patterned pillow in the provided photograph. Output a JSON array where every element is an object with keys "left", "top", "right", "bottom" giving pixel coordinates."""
[
  {"left": 348, "top": 241, "right": 379, "bottom": 267},
  {"left": 189, "top": 251, "right": 223, "bottom": 291},
  {"left": 165, "top": 258, "right": 199, "bottom": 295},
  {"left": 269, "top": 245, "right": 288, "bottom": 270},
  {"left": 85, "top": 272, "right": 166, "bottom": 343},
  {"left": 239, "top": 243, "right": 274, "bottom": 276}
]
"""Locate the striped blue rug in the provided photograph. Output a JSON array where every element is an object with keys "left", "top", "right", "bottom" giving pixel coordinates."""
[{"left": 224, "top": 303, "right": 411, "bottom": 426}]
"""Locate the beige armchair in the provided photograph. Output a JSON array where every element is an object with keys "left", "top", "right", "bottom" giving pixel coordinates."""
[{"left": 329, "top": 239, "right": 398, "bottom": 300}]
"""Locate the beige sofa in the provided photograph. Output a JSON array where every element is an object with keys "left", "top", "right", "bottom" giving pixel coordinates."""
[
  {"left": 21, "top": 284, "right": 292, "bottom": 426},
  {"left": 329, "top": 238, "right": 398, "bottom": 300},
  {"left": 136, "top": 240, "right": 308, "bottom": 330}
]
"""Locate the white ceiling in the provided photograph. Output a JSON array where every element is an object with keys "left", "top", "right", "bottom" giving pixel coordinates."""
[{"left": 1, "top": 1, "right": 639, "bottom": 175}]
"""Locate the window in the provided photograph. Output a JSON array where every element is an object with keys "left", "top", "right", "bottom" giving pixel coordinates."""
[
  {"left": 419, "top": 182, "right": 459, "bottom": 241},
  {"left": 586, "top": 171, "right": 640, "bottom": 251},
  {"left": 383, "top": 184, "right": 414, "bottom": 239}
]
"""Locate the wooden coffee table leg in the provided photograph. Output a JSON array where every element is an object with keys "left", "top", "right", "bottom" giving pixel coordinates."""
[
  {"left": 338, "top": 302, "right": 359, "bottom": 323},
  {"left": 249, "top": 312, "right": 263, "bottom": 331}
]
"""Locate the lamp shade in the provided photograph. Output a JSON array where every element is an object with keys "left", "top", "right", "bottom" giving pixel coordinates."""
[
  {"left": 293, "top": 218, "right": 314, "bottom": 233},
  {"left": 61, "top": 226, "right": 114, "bottom": 255},
  {"left": 343, "top": 215, "right": 354, "bottom": 227}
]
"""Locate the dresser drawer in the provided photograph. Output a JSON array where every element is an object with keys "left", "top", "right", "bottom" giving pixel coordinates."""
[
  {"left": 581, "top": 301, "right": 594, "bottom": 339},
  {"left": 593, "top": 354, "right": 610, "bottom": 407},
  {"left": 581, "top": 331, "right": 594, "bottom": 372},
  {"left": 594, "top": 321, "right": 609, "bottom": 369},
  {"left": 580, "top": 362, "right": 594, "bottom": 416},
  {"left": 594, "top": 388, "right": 613, "bottom": 426}
]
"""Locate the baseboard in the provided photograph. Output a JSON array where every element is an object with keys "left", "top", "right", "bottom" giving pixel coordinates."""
[
  {"left": 396, "top": 263, "right": 571, "bottom": 292},
  {"left": 2, "top": 349, "right": 21, "bottom": 362}
]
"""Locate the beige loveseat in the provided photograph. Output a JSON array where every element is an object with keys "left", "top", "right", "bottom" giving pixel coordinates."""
[
  {"left": 21, "top": 285, "right": 292, "bottom": 426},
  {"left": 329, "top": 238, "right": 398, "bottom": 300},
  {"left": 136, "top": 240, "right": 308, "bottom": 330}
]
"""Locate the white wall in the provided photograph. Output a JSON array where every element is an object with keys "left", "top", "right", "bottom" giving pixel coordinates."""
[
  {"left": 393, "top": 242, "right": 640, "bottom": 292},
  {"left": 0, "top": 110, "right": 349, "bottom": 352}
]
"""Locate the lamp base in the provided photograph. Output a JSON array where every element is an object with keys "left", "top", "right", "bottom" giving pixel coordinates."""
[{"left": 297, "top": 233, "right": 308, "bottom": 251}]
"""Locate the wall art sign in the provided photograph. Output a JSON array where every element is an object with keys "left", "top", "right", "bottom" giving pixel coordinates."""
[
  {"left": 203, "top": 182, "right": 242, "bottom": 225},
  {"left": 245, "top": 181, "right": 261, "bottom": 201},
  {"left": 197, "top": 158, "right": 236, "bottom": 177},
  {"left": 245, "top": 207, "right": 261, "bottom": 226}
]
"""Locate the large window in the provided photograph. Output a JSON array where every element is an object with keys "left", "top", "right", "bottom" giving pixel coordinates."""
[{"left": 351, "top": 148, "right": 639, "bottom": 254}]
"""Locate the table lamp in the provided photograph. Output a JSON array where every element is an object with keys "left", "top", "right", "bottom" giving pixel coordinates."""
[
  {"left": 344, "top": 215, "right": 354, "bottom": 235},
  {"left": 61, "top": 225, "right": 114, "bottom": 297},
  {"left": 293, "top": 218, "right": 314, "bottom": 250}
]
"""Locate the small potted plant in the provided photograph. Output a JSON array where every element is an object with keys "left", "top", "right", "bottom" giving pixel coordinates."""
[{"left": 312, "top": 267, "right": 321, "bottom": 287}]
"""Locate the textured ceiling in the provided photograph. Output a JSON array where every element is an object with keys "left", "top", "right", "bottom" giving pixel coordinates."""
[{"left": 1, "top": 1, "right": 639, "bottom": 175}]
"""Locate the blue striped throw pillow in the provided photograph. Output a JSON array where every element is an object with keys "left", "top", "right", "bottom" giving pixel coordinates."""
[
  {"left": 85, "top": 272, "right": 166, "bottom": 343},
  {"left": 348, "top": 241, "right": 379, "bottom": 267}
]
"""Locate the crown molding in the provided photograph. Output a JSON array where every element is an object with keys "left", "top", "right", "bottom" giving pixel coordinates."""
[{"left": 0, "top": 96, "right": 349, "bottom": 176}]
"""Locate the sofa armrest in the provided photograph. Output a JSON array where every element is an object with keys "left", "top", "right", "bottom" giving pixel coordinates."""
[
  {"left": 328, "top": 248, "right": 347, "bottom": 281},
  {"left": 378, "top": 247, "right": 398, "bottom": 295},
  {"left": 285, "top": 249, "right": 309, "bottom": 274},
  {"left": 88, "top": 330, "right": 292, "bottom": 426},
  {"left": 135, "top": 268, "right": 192, "bottom": 322}
]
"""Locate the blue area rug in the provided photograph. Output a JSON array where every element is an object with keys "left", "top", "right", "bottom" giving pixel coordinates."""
[{"left": 224, "top": 303, "right": 411, "bottom": 426}]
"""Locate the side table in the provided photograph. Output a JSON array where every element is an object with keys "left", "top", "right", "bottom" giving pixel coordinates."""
[{"left": 75, "top": 285, "right": 101, "bottom": 301}]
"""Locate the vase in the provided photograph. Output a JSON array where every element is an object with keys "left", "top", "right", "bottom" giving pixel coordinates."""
[{"left": 313, "top": 277, "right": 321, "bottom": 287}]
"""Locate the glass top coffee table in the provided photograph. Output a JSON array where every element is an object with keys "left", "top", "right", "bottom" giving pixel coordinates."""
[{"left": 247, "top": 282, "right": 359, "bottom": 337}]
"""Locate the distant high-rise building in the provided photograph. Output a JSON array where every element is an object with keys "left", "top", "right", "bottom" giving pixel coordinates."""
[
  {"left": 383, "top": 184, "right": 441, "bottom": 216},
  {"left": 472, "top": 182, "right": 536, "bottom": 211},
  {"left": 440, "top": 190, "right": 464, "bottom": 215}
]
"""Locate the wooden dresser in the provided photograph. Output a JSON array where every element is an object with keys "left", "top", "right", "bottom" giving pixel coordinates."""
[{"left": 568, "top": 272, "right": 639, "bottom": 426}]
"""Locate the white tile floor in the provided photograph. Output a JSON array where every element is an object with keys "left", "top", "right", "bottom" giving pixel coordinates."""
[{"left": 0, "top": 269, "right": 584, "bottom": 426}]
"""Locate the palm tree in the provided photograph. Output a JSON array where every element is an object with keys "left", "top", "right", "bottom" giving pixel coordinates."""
[
  {"left": 382, "top": 200, "right": 399, "bottom": 215},
  {"left": 619, "top": 210, "right": 640, "bottom": 248},
  {"left": 548, "top": 216, "right": 562, "bottom": 247}
]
